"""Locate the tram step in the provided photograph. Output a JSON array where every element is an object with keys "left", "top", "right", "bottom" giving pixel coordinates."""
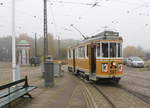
[{"left": 89, "top": 74, "right": 96, "bottom": 81}]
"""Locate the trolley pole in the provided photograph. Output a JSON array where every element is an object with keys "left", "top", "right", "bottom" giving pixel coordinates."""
[
  {"left": 12, "top": 0, "right": 16, "bottom": 81},
  {"left": 70, "top": 24, "right": 87, "bottom": 39},
  {"left": 44, "top": 0, "right": 48, "bottom": 61}
]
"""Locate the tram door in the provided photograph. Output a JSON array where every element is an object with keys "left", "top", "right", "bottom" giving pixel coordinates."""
[
  {"left": 88, "top": 44, "right": 96, "bottom": 74},
  {"left": 73, "top": 49, "right": 76, "bottom": 72}
]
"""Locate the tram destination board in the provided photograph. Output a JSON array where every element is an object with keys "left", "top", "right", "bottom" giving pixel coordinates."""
[{"left": 104, "top": 31, "right": 119, "bottom": 37}]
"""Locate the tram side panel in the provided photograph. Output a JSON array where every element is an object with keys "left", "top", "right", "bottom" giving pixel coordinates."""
[
  {"left": 68, "top": 59, "right": 73, "bottom": 72},
  {"left": 75, "top": 58, "right": 90, "bottom": 74}
]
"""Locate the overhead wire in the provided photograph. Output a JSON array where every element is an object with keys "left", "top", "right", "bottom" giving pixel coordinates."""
[
  {"left": 49, "top": 3, "right": 58, "bottom": 38},
  {"left": 59, "top": 0, "right": 149, "bottom": 37},
  {"left": 1, "top": 0, "right": 150, "bottom": 37},
  {"left": 126, "top": 1, "right": 150, "bottom": 13},
  {"left": 48, "top": 0, "right": 101, "bottom": 7},
  {"left": 112, "top": 0, "right": 141, "bottom": 6},
  {"left": 47, "top": 0, "right": 102, "bottom": 37},
  {"left": 88, "top": 0, "right": 150, "bottom": 36}
]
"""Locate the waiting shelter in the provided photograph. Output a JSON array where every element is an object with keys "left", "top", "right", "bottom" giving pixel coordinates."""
[{"left": 16, "top": 40, "right": 31, "bottom": 65}]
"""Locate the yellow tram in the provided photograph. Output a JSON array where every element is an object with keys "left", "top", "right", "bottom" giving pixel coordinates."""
[{"left": 67, "top": 31, "right": 124, "bottom": 83}]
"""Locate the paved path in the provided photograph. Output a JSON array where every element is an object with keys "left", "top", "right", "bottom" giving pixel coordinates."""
[{"left": 10, "top": 68, "right": 87, "bottom": 108}]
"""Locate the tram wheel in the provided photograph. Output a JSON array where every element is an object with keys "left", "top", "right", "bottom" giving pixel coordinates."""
[
  {"left": 85, "top": 75, "right": 89, "bottom": 81},
  {"left": 114, "top": 78, "right": 120, "bottom": 84}
]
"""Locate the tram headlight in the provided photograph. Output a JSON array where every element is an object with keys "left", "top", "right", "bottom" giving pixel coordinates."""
[
  {"left": 112, "top": 62, "right": 116, "bottom": 66},
  {"left": 102, "top": 63, "right": 108, "bottom": 72}
]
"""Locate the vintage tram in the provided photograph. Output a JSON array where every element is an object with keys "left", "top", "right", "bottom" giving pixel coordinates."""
[{"left": 67, "top": 31, "right": 124, "bottom": 83}]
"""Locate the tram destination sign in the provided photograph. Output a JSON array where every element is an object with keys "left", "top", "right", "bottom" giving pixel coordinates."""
[{"left": 104, "top": 31, "right": 119, "bottom": 37}]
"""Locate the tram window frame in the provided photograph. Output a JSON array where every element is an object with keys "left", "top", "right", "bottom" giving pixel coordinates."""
[
  {"left": 102, "top": 43, "right": 108, "bottom": 58},
  {"left": 81, "top": 46, "right": 85, "bottom": 58},
  {"left": 110, "top": 43, "right": 117, "bottom": 58},
  {"left": 86, "top": 45, "right": 89, "bottom": 58},
  {"left": 75, "top": 48, "right": 78, "bottom": 58},
  {"left": 78, "top": 47, "right": 80, "bottom": 58},
  {"left": 78, "top": 46, "right": 85, "bottom": 59},
  {"left": 96, "top": 43, "right": 100, "bottom": 57},
  {"left": 85, "top": 45, "right": 88, "bottom": 59},
  {"left": 67, "top": 50, "right": 69, "bottom": 59},
  {"left": 118, "top": 43, "right": 122, "bottom": 57},
  {"left": 68, "top": 49, "right": 71, "bottom": 59},
  {"left": 71, "top": 49, "right": 73, "bottom": 59}
]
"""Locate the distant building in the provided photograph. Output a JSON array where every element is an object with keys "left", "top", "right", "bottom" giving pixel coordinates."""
[{"left": 16, "top": 40, "right": 31, "bottom": 65}]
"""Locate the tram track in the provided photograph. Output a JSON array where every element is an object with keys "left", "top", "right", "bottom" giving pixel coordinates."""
[
  {"left": 92, "top": 83, "right": 116, "bottom": 108},
  {"left": 74, "top": 75, "right": 115, "bottom": 108},
  {"left": 66, "top": 62, "right": 150, "bottom": 108},
  {"left": 127, "top": 74, "right": 150, "bottom": 81},
  {"left": 82, "top": 85, "right": 98, "bottom": 108},
  {"left": 117, "top": 84, "right": 150, "bottom": 105},
  {"left": 74, "top": 76, "right": 98, "bottom": 108},
  {"left": 92, "top": 82, "right": 150, "bottom": 108},
  {"left": 73, "top": 73, "right": 150, "bottom": 108}
]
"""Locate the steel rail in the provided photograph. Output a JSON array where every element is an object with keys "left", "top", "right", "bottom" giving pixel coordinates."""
[
  {"left": 92, "top": 83, "right": 116, "bottom": 108},
  {"left": 72, "top": 75, "right": 98, "bottom": 108},
  {"left": 117, "top": 84, "right": 150, "bottom": 105},
  {"left": 76, "top": 75, "right": 115, "bottom": 108}
]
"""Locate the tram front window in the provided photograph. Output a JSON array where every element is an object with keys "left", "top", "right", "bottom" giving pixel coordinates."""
[
  {"left": 102, "top": 43, "right": 108, "bottom": 57},
  {"left": 96, "top": 43, "right": 100, "bottom": 57},
  {"left": 110, "top": 43, "right": 116, "bottom": 57},
  {"left": 118, "top": 43, "right": 122, "bottom": 57}
]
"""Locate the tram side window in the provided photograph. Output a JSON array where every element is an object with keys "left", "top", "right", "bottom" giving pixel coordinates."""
[
  {"left": 75, "top": 48, "right": 78, "bottom": 58},
  {"left": 71, "top": 50, "right": 73, "bottom": 58},
  {"left": 87, "top": 45, "right": 88, "bottom": 57},
  {"left": 78, "top": 47, "right": 81, "bottom": 58},
  {"left": 118, "top": 43, "right": 122, "bottom": 57},
  {"left": 78, "top": 46, "right": 85, "bottom": 58},
  {"left": 110, "top": 43, "right": 116, "bottom": 57},
  {"left": 96, "top": 43, "right": 100, "bottom": 57},
  {"left": 82, "top": 47, "right": 85, "bottom": 58},
  {"left": 102, "top": 43, "right": 108, "bottom": 57},
  {"left": 68, "top": 51, "right": 69, "bottom": 58},
  {"left": 69, "top": 49, "right": 71, "bottom": 58}
]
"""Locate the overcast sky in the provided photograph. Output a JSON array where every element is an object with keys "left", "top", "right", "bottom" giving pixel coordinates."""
[{"left": 0, "top": 0, "right": 150, "bottom": 50}]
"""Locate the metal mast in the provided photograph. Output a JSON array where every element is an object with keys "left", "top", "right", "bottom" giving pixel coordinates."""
[
  {"left": 35, "top": 33, "right": 37, "bottom": 57},
  {"left": 58, "top": 36, "right": 60, "bottom": 58},
  {"left": 44, "top": 0, "right": 48, "bottom": 61},
  {"left": 12, "top": 0, "right": 16, "bottom": 81}
]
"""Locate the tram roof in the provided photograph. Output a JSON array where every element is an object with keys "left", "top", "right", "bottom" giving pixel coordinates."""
[
  {"left": 69, "top": 31, "right": 123, "bottom": 48},
  {"left": 86, "top": 31, "right": 121, "bottom": 41}
]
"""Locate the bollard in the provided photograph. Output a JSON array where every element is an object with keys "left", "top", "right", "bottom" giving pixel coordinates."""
[{"left": 44, "top": 61, "right": 54, "bottom": 87}]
